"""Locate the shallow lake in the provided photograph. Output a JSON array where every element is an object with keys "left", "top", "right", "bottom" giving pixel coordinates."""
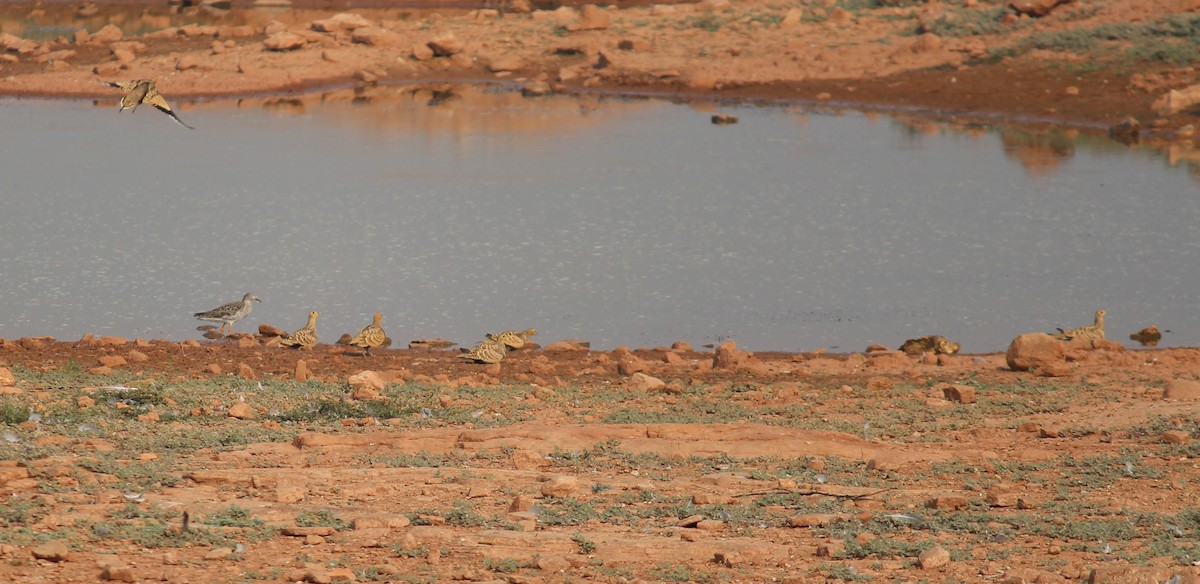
[{"left": 1, "top": 84, "right": 1198, "bottom": 352}]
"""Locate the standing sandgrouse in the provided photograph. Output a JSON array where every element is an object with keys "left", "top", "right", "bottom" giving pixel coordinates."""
[
  {"left": 280, "top": 311, "right": 320, "bottom": 350},
  {"left": 348, "top": 313, "right": 387, "bottom": 356}
]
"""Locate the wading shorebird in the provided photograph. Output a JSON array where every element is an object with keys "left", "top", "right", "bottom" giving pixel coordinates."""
[
  {"left": 1054, "top": 309, "right": 1106, "bottom": 340},
  {"left": 348, "top": 313, "right": 386, "bottom": 356},
  {"left": 280, "top": 311, "right": 320, "bottom": 350},
  {"left": 100, "top": 77, "right": 195, "bottom": 129},
  {"left": 486, "top": 328, "right": 537, "bottom": 349},
  {"left": 193, "top": 293, "right": 260, "bottom": 336},
  {"left": 458, "top": 338, "right": 507, "bottom": 364}
]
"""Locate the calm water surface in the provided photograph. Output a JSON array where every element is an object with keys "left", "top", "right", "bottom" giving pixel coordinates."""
[{"left": 1, "top": 85, "right": 1198, "bottom": 352}]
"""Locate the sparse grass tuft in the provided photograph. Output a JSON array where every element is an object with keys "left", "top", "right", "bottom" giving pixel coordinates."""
[{"left": 295, "top": 509, "right": 348, "bottom": 531}]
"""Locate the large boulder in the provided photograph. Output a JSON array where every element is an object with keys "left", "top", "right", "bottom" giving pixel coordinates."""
[{"left": 1005, "top": 333, "right": 1064, "bottom": 371}]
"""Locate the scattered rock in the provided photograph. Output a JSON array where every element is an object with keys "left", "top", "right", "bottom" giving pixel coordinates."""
[
  {"left": 1005, "top": 333, "right": 1064, "bottom": 371},
  {"left": 89, "top": 24, "right": 124, "bottom": 43},
  {"left": 352, "top": 27, "right": 404, "bottom": 47},
  {"left": 349, "top": 370, "right": 385, "bottom": 391},
  {"left": 616, "top": 352, "right": 647, "bottom": 375},
  {"left": 263, "top": 31, "right": 307, "bottom": 51},
  {"left": 697, "top": 0, "right": 731, "bottom": 12},
  {"left": 101, "top": 564, "right": 137, "bottom": 582},
  {"left": 410, "top": 42, "right": 435, "bottom": 61},
  {"left": 910, "top": 33, "right": 942, "bottom": 53},
  {"left": 867, "top": 350, "right": 909, "bottom": 368},
  {"left": 816, "top": 540, "right": 844, "bottom": 557},
  {"left": 1164, "top": 379, "right": 1200, "bottom": 400},
  {"left": 310, "top": 12, "right": 374, "bottom": 33},
  {"left": 37, "top": 49, "right": 76, "bottom": 64},
  {"left": 227, "top": 402, "right": 256, "bottom": 420},
  {"left": 713, "top": 340, "right": 749, "bottom": 369},
  {"left": 1108, "top": 116, "right": 1140, "bottom": 143},
  {"left": 351, "top": 514, "right": 410, "bottom": 529},
  {"left": 485, "top": 54, "right": 525, "bottom": 72},
  {"left": 1129, "top": 325, "right": 1162, "bottom": 346},
  {"left": 258, "top": 324, "right": 286, "bottom": 337},
  {"left": 177, "top": 54, "right": 200, "bottom": 70},
  {"left": 1007, "top": 0, "right": 1073, "bottom": 17},
  {"left": 541, "top": 475, "right": 580, "bottom": 498},
  {"left": 303, "top": 568, "right": 333, "bottom": 584},
  {"left": 627, "top": 372, "right": 665, "bottom": 391},
  {"left": 427, "top": 33, "right": 464, "bottom": 57},
  {"left": 926, "top": 496, "right": 968, "bottom": 510},
  {"left": 1161, "top": 430, "right": 1191, "bottom": 444},
  {"left": 543, "top": 339, "right": 588, "bottom": 351},
  {"left": 571, "top": 4, "right": 611, "bottom": 30},
  {"left": 780, "top": 7, "right": 803, "bottom": 28},
  {"left": 941, "top": 384, "right": 975, "bottom": 404},
  {"left": 294, "top": 359, "right": 309, "bottom": 383},
  {"left": 511, "top": 450, "right": 550, "bottom": 470},
  {"left": 31, "top": 540, "right": 69, "bottom": 562},
  {"left": 918, "top": 545, "right": 951, "bottom": 569},
  {"left": 535, "top": 554, "right": 571, "bottom": 572}
]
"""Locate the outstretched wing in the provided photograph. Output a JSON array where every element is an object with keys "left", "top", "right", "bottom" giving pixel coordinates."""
[
  {"left": 144, "top": 91, "right": 195, "bottom": 129},
  {"left": 100, "top": 79, "right": 140, "bottom": 92}
]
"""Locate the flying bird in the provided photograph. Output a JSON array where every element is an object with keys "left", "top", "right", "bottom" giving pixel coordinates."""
[
  {"left": 100, "top": 77, "right": 195, "bottom": 129},
  {"left": 486, "top": 328, "right": 537, "bottom": 349}
]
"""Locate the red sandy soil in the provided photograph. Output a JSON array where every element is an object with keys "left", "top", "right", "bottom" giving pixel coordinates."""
[
  {"left": 1, "top": 0, "right": 1200, "bottom": 134},
  {"left": 0, "top": 331, "right": 1198, "bottom": 583},
  {"left": 3, "top": 1, "right": 1200, "bottom": 582}
]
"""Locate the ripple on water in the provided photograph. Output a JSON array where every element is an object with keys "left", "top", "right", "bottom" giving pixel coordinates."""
[{"left": 0, "top": 89, "right": 1198, "bottom": 350}]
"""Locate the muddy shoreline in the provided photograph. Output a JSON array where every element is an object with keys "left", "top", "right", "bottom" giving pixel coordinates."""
[{"left": 2, "top": 0, "right": 1200, "bottom": 136}]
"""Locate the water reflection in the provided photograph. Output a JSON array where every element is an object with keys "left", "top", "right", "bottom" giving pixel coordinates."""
[
  {"left": 889, "top": 112, "right": 1200, "bottom": 180},
  {"left": 3, "top": 84, "right": 1199, "bottom": 352}
]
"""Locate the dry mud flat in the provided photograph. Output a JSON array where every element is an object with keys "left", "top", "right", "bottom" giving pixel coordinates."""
[{"left": 0, "top": 334, "right": 1198, "bottom": 583}]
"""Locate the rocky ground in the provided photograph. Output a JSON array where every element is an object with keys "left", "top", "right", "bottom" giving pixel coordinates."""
[
  {"left": 0, "top": 329, "right": 1198, "bottom": 583},
  {"left": 2, "top": 0, "right": 1200, "bottom": 137},
  {"left": 3, "top": 0, "right": 1200, "bottom": 582}
]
